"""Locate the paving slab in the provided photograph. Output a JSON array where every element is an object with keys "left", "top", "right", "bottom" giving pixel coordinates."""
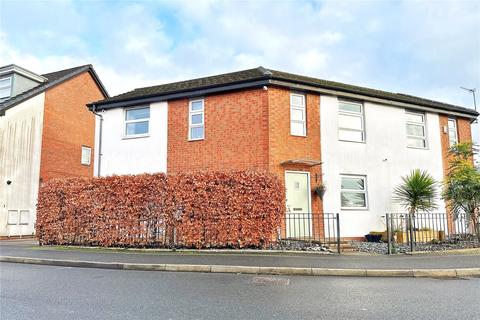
[{"left": 1, "top": 239, "right": 479, "bottom": 270}]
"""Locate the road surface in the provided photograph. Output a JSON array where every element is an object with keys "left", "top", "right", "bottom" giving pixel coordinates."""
[{"left": 1, "top": 262, "right": 479, "bottom": 319}]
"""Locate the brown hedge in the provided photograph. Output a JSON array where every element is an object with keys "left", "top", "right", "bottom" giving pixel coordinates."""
[{"left": 36, "top": 171, "right": 285, "bottom": 248}]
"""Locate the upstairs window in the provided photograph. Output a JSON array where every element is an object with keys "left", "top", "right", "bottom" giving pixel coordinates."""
[
  {"left": 341, "top": 175, "right": 368, "bottom": 209},
  {"left": 338, "top": 101, "right": 365, "bottom": 142},
  {"left": 81, "top": 146, "right": 92, "bottom": 166},
  {"left": 290, "top": 93, "right": 306, "bottom": 136},
  {"left": 0, "top": 77, "right": 12, "bottom": 100},
  {"left": 447, "top": 118, "right": 458, "bottom": 147},
  {"left": 125, "top": 107, "right": 150, "bottom": 137},
  {"left": 189, "top": 99, "right": 204, "bottom": 140},
  {"left": 406, "top": 110, "right": 427, "bottom": 148}
]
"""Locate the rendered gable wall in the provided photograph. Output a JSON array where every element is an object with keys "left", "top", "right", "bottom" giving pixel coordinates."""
[{"left": 0, "top": 93, "right": 45, "bottom": 236}]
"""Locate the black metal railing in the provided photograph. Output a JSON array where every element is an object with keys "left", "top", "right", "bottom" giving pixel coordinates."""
[
  {"left": 279, "top": 213, "right": 341, "bottom": 253},
  {"left": 385, "top": 212, "right": 480, "bottom": 254}
]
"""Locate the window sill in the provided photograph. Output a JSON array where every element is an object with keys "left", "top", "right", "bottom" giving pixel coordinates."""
[
  {"left": 407, "top": 146, "right": 428, "bottom": 150},
  {"left": 341, "top": 207, "right": 369, "bottom": 211},
  {"left": 122, "top": 134, "right": 150, "bottom": 140},
  {"left": 339, "top": 139, "right": 366, "bottom": 144},
  {"left": 290, "top": 134, "right": 307, "bottom": 138},
  {"left": 188, "top": 138, "right": 205, "bottom": 142}
]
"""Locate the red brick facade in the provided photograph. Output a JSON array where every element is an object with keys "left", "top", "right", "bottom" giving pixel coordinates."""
[
  {"left": 167, "top": 88, "right": 270, "bottom": 173},
  {"left": 40, "top": 71, "right": 105, "bottom": 180}
]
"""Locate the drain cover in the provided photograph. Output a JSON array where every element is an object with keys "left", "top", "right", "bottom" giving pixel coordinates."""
[{"left": 252, "top": 277, "right": 290, "bottom": 286}]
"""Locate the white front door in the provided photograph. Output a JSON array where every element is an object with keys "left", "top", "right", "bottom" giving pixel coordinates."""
[{"left": 285, "top": 171, "right": 312, "bottom": 238}]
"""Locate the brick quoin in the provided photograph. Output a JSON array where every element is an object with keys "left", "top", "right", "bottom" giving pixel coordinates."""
[
  {"left": 40, "top": 71, "right": 105, "bottom": 180},
  {"left": 167, "top": 86, "right": 325, "bottom": 238}
]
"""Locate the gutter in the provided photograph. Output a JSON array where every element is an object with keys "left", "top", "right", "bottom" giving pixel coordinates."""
[
  {"left": 91, "top": 104, "right": 103, "bottom": 177},
  {"left": 87, "top": 79, "right": 270, "bottom": 110}
]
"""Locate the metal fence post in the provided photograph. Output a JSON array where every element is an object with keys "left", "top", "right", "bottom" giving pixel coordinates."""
[
  {"left": 336, "top": 213, "right": 341, "bottom": 254},
  {"left": 386, "top": 214, "right": 391, "bottom": 255},
  {"left": 408, "top": 213, "right": 415, "bottom": 253}
]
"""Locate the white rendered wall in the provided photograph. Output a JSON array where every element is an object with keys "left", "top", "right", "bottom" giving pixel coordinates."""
[
  {"left": 99, "top": 102, "right": 168, "bottom": 176},
  {"left": 320, "top": 95, "right": 445, "bottom": 237},
  {"left": 0, "top": 93, "right": 45, "bottom": 236}
]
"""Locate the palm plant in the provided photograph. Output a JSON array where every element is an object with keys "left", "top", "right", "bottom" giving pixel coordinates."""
[
  {"left": 442, "top": 142, "right": 480, "bottom": 237},
  {"left": 393, "top": 169, "right": 438, "bottom": 214}
]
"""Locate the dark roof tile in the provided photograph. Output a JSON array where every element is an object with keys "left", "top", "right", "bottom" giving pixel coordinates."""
[
  {"left": 92, "top": 66, "right": 478, "bottom": 117},
  {"left": 0, "top": 64, "right": 108, "bottom": 113}
]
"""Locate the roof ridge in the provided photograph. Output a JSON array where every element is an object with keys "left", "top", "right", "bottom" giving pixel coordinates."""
[
  {"left": 41, "top": 64, "right": 91, "bottom": 77},
  {"left": 257, "top": 66, "right": 273, "bottom": 76}
]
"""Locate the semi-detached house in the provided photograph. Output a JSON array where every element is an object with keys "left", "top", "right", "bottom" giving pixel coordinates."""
[
  {"left": 88, "top": 67, "right": 478, "bottom": 238},
  {"left": 0, "top": 64, "right": 108, "bottom": 237}
]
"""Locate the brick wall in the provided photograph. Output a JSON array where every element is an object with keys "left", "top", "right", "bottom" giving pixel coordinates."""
[
  {"left": 40, "top": 71, "right": 105, "bottom": 180},
  {"left": 167, "top": 88, "right": 269, "bottom": 173},
  {"left": 439, "top": 115, "right": 473, "bottom": 177},
  {"left": 439, "top": 115, "right": 473, "bottom": 229}
]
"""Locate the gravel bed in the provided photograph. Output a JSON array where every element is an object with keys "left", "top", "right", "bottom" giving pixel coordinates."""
[
  {"left": 269, "top": 240, "right": 333, "bottom": 253},
  {"left": 351, "top": 240, "right": 480, "bottom": 254}
]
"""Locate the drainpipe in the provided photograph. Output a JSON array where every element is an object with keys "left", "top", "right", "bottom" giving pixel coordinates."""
[{"left": 91, "top": 104, "right": 103, "bottom": 177}]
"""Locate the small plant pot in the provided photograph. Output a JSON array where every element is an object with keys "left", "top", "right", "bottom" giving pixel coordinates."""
[{"left": 314, "top": 185, "right": 326, "bottom": 199}]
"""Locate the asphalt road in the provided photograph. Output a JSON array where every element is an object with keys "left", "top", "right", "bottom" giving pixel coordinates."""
[
  {"left": 1, "top": 262, "right": 479, "bottom": 320},
  {"left": 2, "top": 240, "right": 480, "bottom": 269}
]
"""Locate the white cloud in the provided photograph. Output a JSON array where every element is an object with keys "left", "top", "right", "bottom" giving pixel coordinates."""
[{"left": 1, "top": 0, "right": 478, "bottom": 143}]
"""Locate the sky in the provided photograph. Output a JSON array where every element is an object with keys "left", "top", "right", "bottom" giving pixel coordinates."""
[{"left": 0, "top": 0, "right": 478, "bottom": 141}]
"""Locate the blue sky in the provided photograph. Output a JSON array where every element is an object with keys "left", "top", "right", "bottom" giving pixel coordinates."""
[{"left": 0, "top": 0, "right": 478, "bottom": 140}]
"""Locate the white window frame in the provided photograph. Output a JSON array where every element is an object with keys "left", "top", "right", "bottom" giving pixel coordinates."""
[
  {"left": 338, "top": 100, "right": 365, "bottom": 143},
  {"left": 447, "top": 117, "right": 458, "bottom": 147},
  {"left": 188, "top": 99, "right": 205, "bottom": 141},
  {"left": 340, "top": 174, "right": 368, "bottom": 210},
  {"left": 124, "top": 106, "right": 150, "bottom": 138},
  {"left": 290, "top": 93, "right": 306, "bottom": 137},
  {"left": 406, "top": 110, "right": 428, "bottom": 149},
  {"left": 0, "top": 76, "right": 12, "bottom": 100},
  {"left": 81, "top": 146, "right": 92, "bottom": 166}
]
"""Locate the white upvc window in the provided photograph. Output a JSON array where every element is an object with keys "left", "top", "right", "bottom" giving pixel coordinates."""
[
  {"left": 406, "top": 110, "right": 427, "bottom": 149},
  {"left": 340, "top": 175, "right": 368, "bottom": 209},
  {"left": 447, "top": 118, "right": 458, "bottom": 147},
  {"left": 19, "top": 210, "right": 30, "bottom": 225},
  {"left": 290, "top": 93, "right": 306, "bottom": 136},
  {"left": 338, "top": 100, "right": 365, "bottom": 142},
  {"left": 189, "top": 99, "right": 204, "bottom": 140},
  {"left": 124, "top": 106, "right": 150, "bottom": 137},
  {"left": 7, "top": 210, "right": 19, "bottom": 225},
  {"left": 0, "top": 77, "right": 12, "bottom": 100},
  {"left": 81, "top": 146, "right": 92, "bottom": 166}
]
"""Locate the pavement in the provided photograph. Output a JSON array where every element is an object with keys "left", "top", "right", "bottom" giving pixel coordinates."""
[
  {"left": 1, "top": 239, "right": 480, "bottom": 278},
  {"left": 1, "top": 262, "right": 479, "bottom": 320}
]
